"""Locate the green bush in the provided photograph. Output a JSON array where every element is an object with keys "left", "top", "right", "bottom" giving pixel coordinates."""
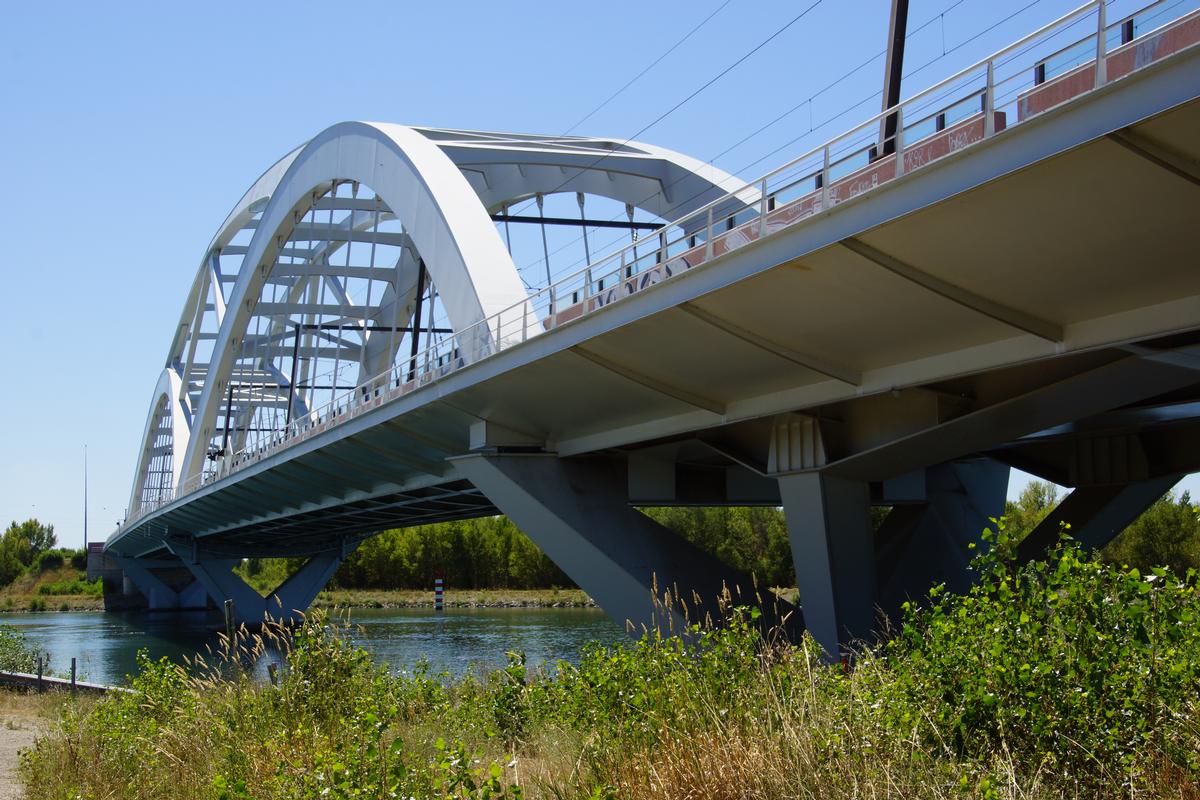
[
  {"left": 884, "top": 521, "right": 1200, "bottom": 780},
  {"left": 0, "top": 624, "right": 40, "bottom": 672},
  {"left": 37, "top": 577, "right": 102, "bottom": 597},
  {"left": 69, "top": 550, "right": 87, "bottom": 571},
  {"left": 32, "top": 550, "right": 63, "bottom": 573}
]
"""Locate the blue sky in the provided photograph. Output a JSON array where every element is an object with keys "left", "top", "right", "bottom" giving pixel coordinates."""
[{"left": 1, "top": 0, "right": 1193, "bottom": 547}]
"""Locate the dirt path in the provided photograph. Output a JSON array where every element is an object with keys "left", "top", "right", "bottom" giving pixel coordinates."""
[{"left": 0, "top": 708, "right": 46, "bottom": 799}]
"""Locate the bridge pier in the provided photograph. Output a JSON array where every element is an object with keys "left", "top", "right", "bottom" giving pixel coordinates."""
[
  {"left": 116, "top": 558, "right": 207, "bottom": 611},
  {"left": 871, "top": 458, "right": 1009, "bottom": 625},
  {"left": 778, "top": 457, "right": 1008, "bottom": 658},
  {"left": 164, "top": 542, "right": 354, "bottom": 625},
  {"left": 453, "top": 453, "right": 797, "bottom": 636},
  {"left": 776, "top": 473, "right": 875, "bottom": 657},
  {"left": 1017, "top": 473, "right": 1183, "bottom": 561}
]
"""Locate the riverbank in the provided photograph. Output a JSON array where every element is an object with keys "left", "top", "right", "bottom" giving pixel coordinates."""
[
  {"left": 0, "top": 566, "right": 103, "bottom": 613},
  {"left": 19, "top": 542, "right": 1200, "bottom": 799},
  {"left": 313, "top": 587, "right": 595, "bottom": 609}
]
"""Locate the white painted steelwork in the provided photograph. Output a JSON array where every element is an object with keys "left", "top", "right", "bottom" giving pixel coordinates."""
[{"left": 126, "top": 123, "right": 747, "bottom": 520}]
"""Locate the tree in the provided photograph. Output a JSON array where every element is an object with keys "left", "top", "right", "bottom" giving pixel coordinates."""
[
  {"left": 1004, "top": 481, "right": 1060, "bottom": 541},
  {"left": 0, "top": 520, "right": 56, "bottom": 587},
  {"left": 1103, "top": 491, "right": 1200, "bottom": 575},
  {"left": 4, "top": 519, "right": 56, "bottom": 554}
]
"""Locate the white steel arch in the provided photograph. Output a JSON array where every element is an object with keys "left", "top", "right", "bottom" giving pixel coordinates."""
[
  {"left": 126, "top": 368, "right": 191, "bottom": 514},
  {"left": 180, "top": 121, "right": 530, "bottom": 486},
  {"left": 128, "top": 121, "right": 748, "bottom": 516}
]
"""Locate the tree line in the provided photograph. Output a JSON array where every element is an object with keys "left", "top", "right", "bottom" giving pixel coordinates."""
[
  {"left": 313, "top": 484, "right": 1199, "bottom": 591},
  {"left": 16, "top": 480, "right": 1200, "bottom": 596}
]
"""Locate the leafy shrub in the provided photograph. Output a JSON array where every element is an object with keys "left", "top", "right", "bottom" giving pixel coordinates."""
[
  {"left": 32, "top": 550, "right": 63, "bottom": 573},
  {"left": 37, "top": 577, "right": 102, "bottom": 597},
  {"left": 884, "top": 521, "right": 1200, "bottom": 781},
  {"left": 0, "top": 624, "right": 40, "bottom": 672}
]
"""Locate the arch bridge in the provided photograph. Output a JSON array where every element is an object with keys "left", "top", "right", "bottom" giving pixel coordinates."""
[{"left": 106, "top": 0, "right": 1200, "bottom": 656}]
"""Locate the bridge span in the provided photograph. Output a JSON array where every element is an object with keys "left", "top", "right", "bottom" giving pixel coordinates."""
[{"left": 107, "top": 1, "right": 1200, "bottom": 656}]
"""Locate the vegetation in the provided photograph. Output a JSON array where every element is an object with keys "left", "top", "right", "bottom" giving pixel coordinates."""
[
  {"left": 1104, "top": 490, "right": 1200, "bottom": 575},
  {"left": 1004, "top": 480, "right": 1200, "bottom": 574},
  {"left": 0, "top": 624, "right": 43, "bottom": 673},
  {"left": 0, "top": 519, "right": 57, "bottom": 586},
  {"left": 0, "top": 520, "right": 102, "bottom": 611},
  {"left": 312, "top": 587, "right": 594, "bottom": 609},
  {"left": 20, "top": 530, "right": 1200, "bottom": 799}
]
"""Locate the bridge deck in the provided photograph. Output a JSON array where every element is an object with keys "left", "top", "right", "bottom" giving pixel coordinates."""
[{"left": 110, "top": 2, "right": 1200, "bottom": 560}]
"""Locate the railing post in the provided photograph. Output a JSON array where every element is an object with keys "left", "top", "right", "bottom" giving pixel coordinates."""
[
  {"left": 758, "top": 178, "right": 769, "bottom": 237},
  {"left": 894, "top": 105, "right": 906, "bottom": 177},
  {"left": 584, "top": 268, "right": 592, "bottom": 302},
  {"left": 548, "top": 287, "right": 557, "bottom": 329},
  {"left": 1095, "top": 0, "right": 1107, "bottom": 87},
  {"left": 984, "top": 60, "right": 996, "bottom": 137},
  {"left": 820, "top": 146, "right": 831, "bottom": 209},
  {"left": 705, "top": 206, "right": 714, "bottom": 260},
  {"left": 521, "top": 299, "right": 529, "bottom": 342}
]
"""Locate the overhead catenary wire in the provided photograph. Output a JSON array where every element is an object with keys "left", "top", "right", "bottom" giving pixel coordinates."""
[
  {"left": 519, "top": 0, "right": 1051, "bottom": 283},
  {"left": 562, "top": 0, "right": 736, "bottom": 135},
  {"left": 506, "top": 0, "right": 828, "bottom": 223},
  {"left": 513, "top": 0, "right": 983, "bottom": 281}
]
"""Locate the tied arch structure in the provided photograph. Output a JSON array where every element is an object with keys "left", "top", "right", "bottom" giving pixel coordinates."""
[{"left": 114, "top": 121, "right": 766, "bottom": 627}]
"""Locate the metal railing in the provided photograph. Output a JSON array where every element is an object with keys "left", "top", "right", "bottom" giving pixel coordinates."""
[{"left": 123, "top": 0, "right": 1200, "bottom": 528}]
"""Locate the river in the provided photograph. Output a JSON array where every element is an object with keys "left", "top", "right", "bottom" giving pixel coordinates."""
[{"left": 0, "top": 607, "right": 624, "bottom": 685}]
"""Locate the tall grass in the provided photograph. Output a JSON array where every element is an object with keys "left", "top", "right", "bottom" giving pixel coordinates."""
[{"left": 20, "top": 532, "right": 1200, "bottom": 799}]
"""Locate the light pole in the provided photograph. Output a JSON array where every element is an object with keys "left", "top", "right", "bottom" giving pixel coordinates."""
[{"left": 881, "top": 0, "right": 910, "bottom": 156}]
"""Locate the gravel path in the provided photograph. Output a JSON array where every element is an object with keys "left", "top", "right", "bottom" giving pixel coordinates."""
[{"left": 0, "top": 712, "right": 43, "bottom": 799}]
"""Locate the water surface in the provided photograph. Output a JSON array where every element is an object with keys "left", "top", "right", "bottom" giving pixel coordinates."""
[{"left": 0, "top": 607, "right": 623, "bottom": 685}]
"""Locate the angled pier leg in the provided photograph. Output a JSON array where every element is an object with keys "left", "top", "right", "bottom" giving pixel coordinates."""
[
  {"left": 1017, "top": 474, "right": 1182, "bottom": 561},
  {"left": 116, "top": 558, "right": 183, "bottom": 610},
  {"left": 778, "top": 458, "right": 1009, "bottom": 657},
  {"left": 271, "top": 550, "right": 346, "bottom": 618},
  {"left": 454, "top": 453, "right": 793, "bottom": 636},
  {"left": 178, "top": 580, "right": 208, "bottom": 609},
  {"left": 179, "top": 559, "right": 268, "bottom": 622},
  {"left": 166, "top": 540, "right": 354, "bottom": 624},
  {"left": 777, "top": 473, "right": 875, "bottom": 658},
  {"left": 874, "top": 457, "right": 1009, "bottom": 624}
]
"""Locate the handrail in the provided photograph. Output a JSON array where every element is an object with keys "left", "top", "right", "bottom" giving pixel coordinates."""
[{"left": 121, "top": 0, "right": 1200, "bottom": 529}]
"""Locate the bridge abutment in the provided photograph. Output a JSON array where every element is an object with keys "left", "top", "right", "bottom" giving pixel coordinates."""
[{"left": 453, "top": 453, "right": 797, "bottom": 636}]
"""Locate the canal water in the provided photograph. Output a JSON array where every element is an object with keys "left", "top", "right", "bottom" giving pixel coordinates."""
[{"left": 0, "top": 607, "right": 624, "bottom": 686}]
